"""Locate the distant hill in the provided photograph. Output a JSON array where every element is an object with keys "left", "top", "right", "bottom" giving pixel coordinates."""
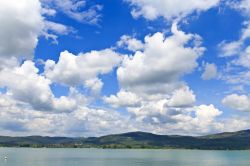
[{"left": 1, "top": 130, "right": 250, "bottom": 150}]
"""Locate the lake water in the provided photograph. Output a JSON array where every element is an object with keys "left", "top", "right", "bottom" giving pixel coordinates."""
[{"left": 0, "top": 148, "right": 250, "bottom": 166}]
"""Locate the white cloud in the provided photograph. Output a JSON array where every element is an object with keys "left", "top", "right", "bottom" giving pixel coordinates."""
[
  {"left": 43, "top": 21, "right": 75, "bottom": 44},
  {"left": 0, "top": 61, "right": 53, "bottom": 111},
  {"left": 0, "top": 0, "right": 44, "bottom": 66},
  {"left": 218, "top": 41, "right": 242, "bottom": 57},
  {"left": 218, "top": 21, "right": 250, "bottom": 86},
  {"left": 0, "top": 93, "right": 134, "bottom": 136},
  {"left": 126, "top": 0, "right": 220, "bottom": 20},
  {"left": 104, "top": 91, "right": 142, "bottom": 108},
  {"left": 41, "top": 0, "right": 102, "bottom": 24},
  {"left": 0, "top": 0, "right": 249, "bottom": 137},
  {"left": 222, "top": 69, "right": 250, "bottom": 85},
  {"left": 222, "top": 94, "right": 250, "bottom": 112},
  {"left": 127, "top": 101, "right": 224, "bottom": 135},
  {"left": 167, "top": 86, "right": 196, "bottom": 107},
  {"left": 1, "top": 91, "right": 248, "bottom": 136},
  {"left": 44, "top": 21, "right": 72, "bottom": 35},
  {"left": 235, "top": 45, "right": 250, "bottom": 68},
  {"left": 201, "top": 63, "right": 218, "bottom": 80},
  {"left": 195, "top": 104, "right": 222, "bottom": 123},
  {"left": 41, "top": 7, "right": 56, "bottom": 16},
  {"left": 218, "top": 21, "right": 250, "bottom": 57},
  {"left": 0, "top": 61, "right": 87, "bottom": 112},
  {"left": 103, "top": 23, "right": 213, "bottom": 135},
  {"left": 84, "top": 78, "right": 104, "bottom": 95},
  {"left": 229, "top": 0, "right": 250, "bottom": 16},
  {"left": 117, "top": 35, "right": 144, "bottom": 52},
  {"left": 117, "top": 23, "right": 204, "bottom": 96},
  {"left": 45, "top": 49, "right": 122, "bottom": 91}
]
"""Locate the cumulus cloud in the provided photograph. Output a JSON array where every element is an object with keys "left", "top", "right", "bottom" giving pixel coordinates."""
[
  {"left": 1, "top": 0, "right": 249, "bottom": 137},
  {"left": 0, "top": 61, "right": 87, "bottom": 112},
  {"left": 126, "top": 100, "right": 224, "bottom": 135},
  {"left": 0, "top": 93, "right": 133, "bottom": 136},
  {"left": 101, "top": 23, "right": 229, "bottom": 135},
  {"left": 222, "top": 94, "right": 250, "bottom": 112},
  {"left": 167, "top": 86, "right": 196, "bottom": 107},
  {"left": 117, "top": 35, "right": 144, "bottom": 52},
  {"left": 45, "top": 49, "right": 122, "bottom": 93},
  {"left": 201, "top": 63, "right": 218, "bottom": 80},
  {"left": 0, "top": 0, "right": 44, "bottom": 66},
  {"left": 117, "top": 23, "right": 205, "bottom": 96},
  {"left": 195, "top": 104, "right": 222, "bottom": 123},
  {"left": 100, "top": 23, "right": 210, "bottom": 135},
  {"left": 126, "top": 0, "right": 220, "bottom": 20},
  {"left": 0, "top": 90, "right": 248, "bottom": 136},
  {"left": 104, "top": 91, "right": 142, "bottom": 108}
]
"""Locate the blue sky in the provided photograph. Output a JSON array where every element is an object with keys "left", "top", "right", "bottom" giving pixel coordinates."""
[{"left": 0, "top": 0, "right": 250, "bottom": 136}]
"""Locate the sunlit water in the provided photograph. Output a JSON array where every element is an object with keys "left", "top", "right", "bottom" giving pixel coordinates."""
[{"left": 0, "top": 148, "right": 250, "bottom": 166}]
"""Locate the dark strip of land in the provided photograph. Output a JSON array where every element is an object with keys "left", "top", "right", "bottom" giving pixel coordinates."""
[{"left": 1, "top": 129, "right": 250, "bottom": 150}]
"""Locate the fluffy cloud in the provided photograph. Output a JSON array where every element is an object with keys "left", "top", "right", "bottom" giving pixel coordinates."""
[
  {"left": 1, "top": 0, "right": 249, "bottom": 137},
  {"left": 117, "top": 35, "right": 144, "bottom": 52},
  {"left": 117, "top": 23, "right": 204, "bottom": 96},
  {"left": 115, "top": 87, "right": 195, "bottom": 125},
  {"left": 127, "top": 101, "right": 224, "bottom": 135},
  {"left": 201, "top": 63, "right": 218, "bottom": 80},
  {"left": 195, "top": 105, "right": 222, "bottom": 123},
  {"left": 103, "top": 23, "right": 208, "bottom": 134},
  {"left": 104, "top": 91, "right": 142, "bottom": 108},
  {"left": 0, "top": 61, "right": 86, "bottom": 112},
  {"left": 104, "top": 85, "right": 197, "bottom": 135},
  {"left": 0, "top": 90, "right": 248, "bottom": 136},
  {"left": 126, "top": 0, "right": 220, "bottom": 20},
  {"left": 167, "top": 86, "right": 196, "bottom": 107},
  {"left": 103, "top": 23, "right": 232, "bottom": 135},
  {"left": 0, "top": 93, "right": 133, "bottom": 136},
  {"left": 222, "top": 94, "right": 250, "bottom": 112},
  {"left": 41, "top": 0, "right": 102, "bottom": 24},
  {"left": 45, "top": 49, "right": 122, "bottom": 93},
  {"left": 0, "top": 0, "right": 44, "bottom": 67}
]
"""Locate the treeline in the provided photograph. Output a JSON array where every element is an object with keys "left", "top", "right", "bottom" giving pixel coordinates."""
[{"left": 0, "top": 130, "right": 250, "bottom": 150}]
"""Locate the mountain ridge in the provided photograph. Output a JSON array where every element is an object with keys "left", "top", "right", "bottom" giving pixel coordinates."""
[{"left": 1, "top": 129, "right": 250, "bottom": 150}]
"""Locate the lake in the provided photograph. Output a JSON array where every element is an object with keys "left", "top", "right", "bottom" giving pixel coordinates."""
[{"left": 0, "top": 148, "right": 250, "bottom": 166}]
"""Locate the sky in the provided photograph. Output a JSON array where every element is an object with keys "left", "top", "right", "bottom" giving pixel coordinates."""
[{"left": 1, "top": 0, "right": 250, "bottom": 137}]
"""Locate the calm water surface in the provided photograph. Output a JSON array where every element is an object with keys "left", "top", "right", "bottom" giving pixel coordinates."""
[{"left": 0, "top": 148, "right": 250, "bottom": 166}]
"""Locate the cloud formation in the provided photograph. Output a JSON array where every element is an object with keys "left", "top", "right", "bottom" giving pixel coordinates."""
[
  {"left": 0, "top": 0, "right": 44, "bottom": 68},
  {"left": 222, "top": 94, "right": 250, "bottom": 112},
  {"left": 41, "top": 0, "right": 102, "bottom": 24},
  {"left": 202, "top": 63, "right": 218, "bottom": 80},
  {"left": 117, "top": 23, "right": 204, "bottom": 96},
  {"left": 126, "top": 0, "right": 220, "bottom": 20},
  {"left": 45, "top": 49, "right": 122, "bottom": 93},
  {"left": 0, "top": 0, "right": 250, "bottom": 137},
  {"left": 0, "top": 61, "right": 86, "bottom": 112}
]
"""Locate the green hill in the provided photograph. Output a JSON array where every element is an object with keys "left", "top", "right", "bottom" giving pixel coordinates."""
[{"left": 1, "top": 130, "right": 250, "bottom": 150}]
